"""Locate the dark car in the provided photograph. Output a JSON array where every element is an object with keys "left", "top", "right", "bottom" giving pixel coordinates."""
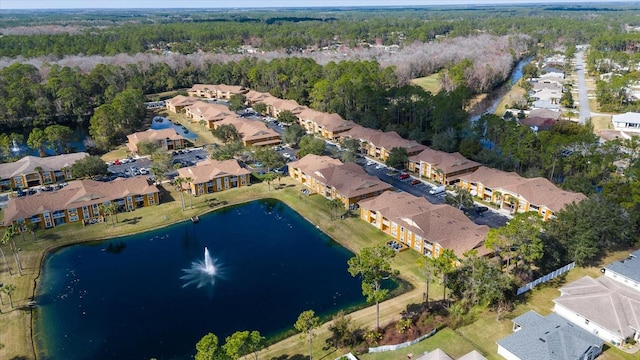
[
  {"left": 475, "top": 206, "right": 489, "bottom": 214},
  {"left": 410, "top": 179, "right": 422, "bottom": 185}
]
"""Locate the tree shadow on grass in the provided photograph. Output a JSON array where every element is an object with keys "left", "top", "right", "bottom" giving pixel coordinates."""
[
  {"left": 39, "top": 233, "right": 62, "bottom": 242},
  {"left": 121, "top": 216, "right": 143, "bottom": 225},
  {"left": 269, "top": 354, "right": 307, "bottom": 360}
]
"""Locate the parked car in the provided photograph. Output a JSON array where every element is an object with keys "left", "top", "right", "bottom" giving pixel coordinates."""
[
  {"left": 366, "top": 160, "right": 375, "bottom": 166},
  {"left": 475, "top": 206, "right": 489, "bottom": 214},
  {"left": 429, "top": 185, "right": 446, "bottom": 195},
  {"left": 375, "top": 164, "right": 386, "bottom": 170},
  {"left": 410, "top": 179, "right": 422, "bottom": 185},
  {"left": 139, "top": 168, "right": 149, "bottom": 175},
  {"left": 399, "top": 173, "right": 410, "bottom": 180}
]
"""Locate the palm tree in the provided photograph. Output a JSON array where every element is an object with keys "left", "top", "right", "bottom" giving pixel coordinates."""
[
  {"left": 173, "top": 177, "right": 186, "bottom": 210},
  {"left": 262, "top": 173, "right": 276, "bottom": 191},
  {"left": 27, "top": 222, "right": 39, "bottom": 242},
  {"left": 199, "top": 119, "right": 206, "bottom": 132},
  {"left": 34, "top": 166, "right": 44, "bottom": 186},
  {"left": 184, "top": 176, "right": 194, "bottom": 209},
  {"left": 1, "top": 225, "right": 22, "bottom": 276},
  {"left": 327, "top": 198, "right": 343, "bottom": 220},
  {"left": 2, "top": 284, "right": 16, "bottom": 308},
  {"left": 150, "top": 165, "right": 164, "bottom": 185}
]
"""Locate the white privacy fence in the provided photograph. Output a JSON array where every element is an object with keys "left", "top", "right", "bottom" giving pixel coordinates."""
[{"left": 516, "top": 262, "right": 575, "bottom": 295}]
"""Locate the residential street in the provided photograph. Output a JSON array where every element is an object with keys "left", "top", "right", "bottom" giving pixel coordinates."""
[{"left": 575, "top": 49, "right": 591, "bottom": 124}]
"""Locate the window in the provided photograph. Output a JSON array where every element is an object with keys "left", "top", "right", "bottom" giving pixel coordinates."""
[{"left": 147, "top": 193, "right": 155, "bottom": 205}]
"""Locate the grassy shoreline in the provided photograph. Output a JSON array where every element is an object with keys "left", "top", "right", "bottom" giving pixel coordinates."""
[{"left": 0, "top": 177, "right": 426, "bottom": 359}]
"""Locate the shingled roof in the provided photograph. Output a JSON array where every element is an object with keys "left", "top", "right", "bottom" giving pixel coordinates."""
[
  {"left": 497, "top": 311, "right": 603, "bottom": 360},
  {"left": 409, "top": 148, "right": 480, "bottom": 175},
  {"left": 554, "top": 276, "right": 640, "bottom": 341},
  {"left": 3, "top": 177, "right": 159, "bottom": 223},
  {"left": 605, "top": 250, "right": 640, "bottom": 284},
  {"left": 288, "top": 154, "right": 343, "bottom": 174},
  {"left": 459, "top": 167, "right": 585, "bottom": 212},
  {"left": 177, "top": 159, "right": 250, "bottom": 184},
  {"left": 310, "top": 162, "right": 392, "bottom": 199},
  {"left": 359, "top": 191, "right": 489, "bottom": 257},
  {"left": 342, "top": 125, "right": 427, "bottom": 154},
  {"left": 0, "top": 152, "right": 89, "bottom": 179},
  {"left": 215, "top": 117, "right": 280, "bottom": 145}
]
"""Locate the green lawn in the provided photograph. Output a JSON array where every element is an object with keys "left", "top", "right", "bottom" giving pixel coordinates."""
[{"left": 410, "top": 75, "right": 441, "bottom": 94}]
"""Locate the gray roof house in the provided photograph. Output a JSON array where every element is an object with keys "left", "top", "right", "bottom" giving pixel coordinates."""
[
  {"left": 552, "top": 275, "right": 640, "bottom": 347},
  {"left": 496, "top": 311, "right": 603, "bottom": 360},
  {"left": 603, "top": 249, "right": 640, "bottom": 290}
]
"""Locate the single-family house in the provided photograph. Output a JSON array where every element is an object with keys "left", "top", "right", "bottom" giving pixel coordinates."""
[
  {"left": 3, "top": 177, "right": 160, "bottom": 231},
  {"left": 340, "top": 125, "right": 427, "bottom": 161},
  {"left": 603, "top": 250, "right": 640, "bottom": 290},
  {"left": 553, "top": 275, "right": 640, "bottom": 346},
  {"left": 407, "top": 148, "right": 481, "bottom": 185},
  {"left": 496, "top": 311, "right": 603, "bottom": 360},
  {"left": 165, "top": 95, "right": 200, "bottom": 113},
  {"left": 213, "top": 117, "right": 281, "bottom": 147},
  {"left": 126, "top": 128, "right": 188, "bottom": 153},
  {"left": 414, "top": 349, "right": 487, "bottom": 360},
  {"left": 528, "top": 108, "right": 562, "bottom": 121},
  {"left": 0, "top": 152, "right": 89, "bottom": 190},
  {"left": 456, "top": 166, "right": 585, "bottom": 220},
  {"left": 177, "top": 159, "right": 251, "bottom": 196},
  {"left": 612, "top": 112, "right": 640, "bottom": 132},
  {"left": 288, "top": 155, "right": 391, "bottom": 209},
  {"left": 359, "top": 191, "right": 489, "bottom": 258}
]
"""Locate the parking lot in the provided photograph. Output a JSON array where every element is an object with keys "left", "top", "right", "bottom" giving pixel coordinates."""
[{"left": 360, "top": 158, "right": 510, "bottom": 228}]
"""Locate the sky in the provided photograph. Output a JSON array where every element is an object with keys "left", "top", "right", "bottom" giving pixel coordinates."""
[{"left": 1, "top": 0, "right": 638, "bottom": 10}]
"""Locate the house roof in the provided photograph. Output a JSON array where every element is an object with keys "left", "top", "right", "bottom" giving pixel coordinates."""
[
  {"left": 245, "top": 90, "right": 274, "bottom": 103},
  {"left": 414, "top": 349, "right": 453, "bottom": 360},
  {"left": 528, "top": 108, "right": 562, "bottom": 120},
  {"left": 189, "top": 84, "right": 247, "bottom": 94},
  {"left": 3, "top": 177, "right": 159, "bottom": 223},
  {"left": 358, "top": 191, "right": 489, "bottom": 257},
  {"left": 185, "top": 102, "right": 233, "bottom": 121},
  {"left": 605, "top": 250, "right": 640, "bottom": 283},
  {"left": 497, "top": 311, "right": 603, "bottom": 360},
  {"left": 0, "top": 152, "right": 89, "bottom": 179},
  {"left": 409, "top": 148, "right": 480, "bottom": 176},
  {"left": 215, "top": 117, "right": 280, "bottom": 144},
  {"left": 519, "top": 117, "right": 557, "bottom": 131},
  {"left": 166, "top": 94, "right": 200, "bottom": 108},
  {"left": 459, "top": 167, "right": 585, "bottom": 212},
  {"left": 311, "top": 162, "right": 392, "bottom": 199},
  {"left": 177, "top": 159, "right": 250, "bottom": 184},
  {"left": 554, "top": 276, "right": 640, "bottom": 340},
  {"left": 288, "top": 154, "right": 343, "bottom": 174},
  {"left": 500, "top": 177, "right": 586, "bottom": 212},
  {"left": 612, "top": 112, "right": 640, "bottom": 125},
  {"left": 457, "top": 350, "right": 487, "bottom": 360},
  {"left": 342, "top": 125, "right": 427, "bottom": 154},
  {"left": 127, "top": 128, "right": 186, "bottom": 146}
]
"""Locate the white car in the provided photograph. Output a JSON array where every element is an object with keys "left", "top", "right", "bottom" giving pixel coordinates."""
[
  {"left": 139, "top": 168, "right": 149, "bottom": 175},
  {"left": 375, "top": 164, "right": 386, "bottom": 170},
  {"left": 366, "top": 161, "right": 375, "bottom": 166}
]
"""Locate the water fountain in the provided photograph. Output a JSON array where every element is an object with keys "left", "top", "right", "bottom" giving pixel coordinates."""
[
  {"left": 180, "top": 247, "right": 221, "bottom": 288},
  {"left": 9, "top": 139, "right": 21, "bottom": 154}
]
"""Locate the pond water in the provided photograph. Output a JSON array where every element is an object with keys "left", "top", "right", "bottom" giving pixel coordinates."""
[
  {"left": 34, "top": 199, "right": 365, "bottom": 360},
  {"left": 151, "top": 116, "right": 198, "bottom": 140}
]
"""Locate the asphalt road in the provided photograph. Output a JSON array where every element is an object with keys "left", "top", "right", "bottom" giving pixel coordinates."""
[{"left": 575, "top": 49, "right": 591, "bottom": 124}]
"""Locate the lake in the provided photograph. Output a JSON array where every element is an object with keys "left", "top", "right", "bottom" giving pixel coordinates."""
[{"left": 34, "top": 199, "right": 365, "bottom": 360}]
